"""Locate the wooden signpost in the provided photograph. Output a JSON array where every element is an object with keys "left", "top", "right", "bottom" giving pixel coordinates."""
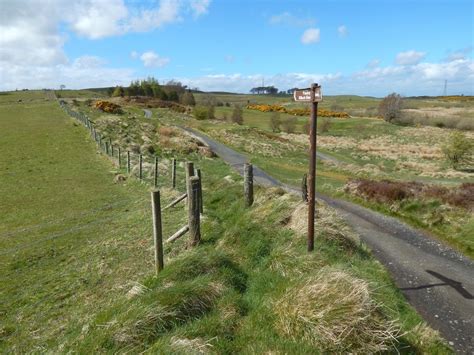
[{"left": 294, "top": 83, "right": 322, "bottom": 252}]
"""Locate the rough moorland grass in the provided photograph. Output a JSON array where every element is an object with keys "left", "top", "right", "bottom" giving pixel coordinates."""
[{"left": 1, "top": 92, "right": 450, "bottom": 353}]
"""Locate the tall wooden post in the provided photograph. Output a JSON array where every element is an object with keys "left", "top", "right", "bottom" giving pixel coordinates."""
[
  {"left": 151, "top": 190, "right": 164, "bottom": 274},
  {"left": 244, "top": 163, "right": 254, "bottom": 207},
  {"left": 188, "top": 177, "right": 201, "bottom": 246},
  {"left": 118, "top": 147, "right": 122, "bottom": 167},
  {"left": 185, "top": 162, "right": 195, "bottom": 205},
  {"left": 196, "top": 168, "right": 203, "bottom": 214},
  {"left": 127, "top": 151, "right": 131, "bottom": 174},
  {"left": 111, "top": 144, "right": 114, "bottom": 157},
  {"left": 154, "top": 156, "right": 158, "bottom": 188},
  {"left": 307, "top": 83, "right": 319, "bottom": 252},
  {"left": 105, "top": 142, "right": 109, "bottom": 155},
  {"left": 171, "top": 158, "right": 177, "bottom": 189}
]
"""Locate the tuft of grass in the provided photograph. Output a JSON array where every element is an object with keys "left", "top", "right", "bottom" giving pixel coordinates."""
[{"left": 273, "top": 268, "right": 400, "bottom": 353}]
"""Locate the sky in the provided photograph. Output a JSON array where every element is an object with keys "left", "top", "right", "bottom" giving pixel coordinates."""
[{"left": 0, "top": 0, "right": 473, "bottom": 96}]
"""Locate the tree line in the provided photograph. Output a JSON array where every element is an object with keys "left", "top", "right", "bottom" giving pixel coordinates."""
[{"left": 109, "top": 77, "right": 196, "bottom": 106}]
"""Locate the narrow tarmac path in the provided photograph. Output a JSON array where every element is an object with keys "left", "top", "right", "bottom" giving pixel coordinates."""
[{"left": 182, "top": 126, "right": 474, "bottom": 354}]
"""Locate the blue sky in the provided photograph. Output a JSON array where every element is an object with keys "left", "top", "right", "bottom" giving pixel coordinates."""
[{"left": 1, "top": 0, "right": 473, "bottom": 96}]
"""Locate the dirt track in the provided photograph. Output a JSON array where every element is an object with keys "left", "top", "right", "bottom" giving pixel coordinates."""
[{"left": 182, "top": 126, "right": 474, "bottom": 354}]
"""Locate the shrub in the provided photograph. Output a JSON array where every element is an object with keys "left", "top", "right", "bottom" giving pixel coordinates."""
[
  {"left": 246, "top": 104, "right": 349, "bottom": 118},
  {"left": 378, "top": 93, "right": 402, "bottom": 122},
  {"left": 319, "top": 117, "right": 332, "bottom": 133},
  {"left": 281, "top": 116, "right": 297, "bottom": 133},
  {"left": 93, "top": 100, "right": 123, "bottom": 114},
  {"left": 269, "top": 112, "right": 281, "bottom": 132},
  {"left": 180, "top": 91, "right": 196, "bottom": 106},
  {"left": 193, "top": 106, "right": 210, "bottom": 120},
  {"left": 231, "top": 105, "right": 243, "bottom": 125},
  {"left": 442, "top": 131, "right": 473, "bottom": 169}
]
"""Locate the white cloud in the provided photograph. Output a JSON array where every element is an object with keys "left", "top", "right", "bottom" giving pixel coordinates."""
[
  {"left": 301, "top": 28, "right": 320, "bottom": 45},
  {"left": 367, "top": 59, "right": 380, "bottom": 68},
  {"left": 172, "top": 57, "right": 474, "bottom": 96},
  {"left": 269, "top": 12, "right": 315, "bottom": 27},
  {"left": 0, "top": 55, "right": 134, "bottom": 90},
  {"left": 444, "top": 47, "right": 473, "bottom": 62},
  {"left": 190, "top": 0, "right": 211, "bottom": 17},
  {"left": 395, "top": 50, "right": 426, "bottom": 66},
  {"left": 130, "top": 51, "right": 139, "bottom": 59},
  {"left": 68, "top": 0, "right": 128, "bottom": 39},
  {"left": 127, "top": 0, "right": 182, "bottom": 33},
  {"left": 337, "top": 25, "right": 348, "bottom": 37},
  {"left": 175, "top": 72, "right": 341, "bottom": 93},
  {"left": 140, "top": 51, "right": 170, "bottom": 68}
]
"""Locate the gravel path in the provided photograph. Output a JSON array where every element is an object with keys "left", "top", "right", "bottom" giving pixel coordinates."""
[{"left": 182, "top": 126, "right": 474, "bottom": 354}]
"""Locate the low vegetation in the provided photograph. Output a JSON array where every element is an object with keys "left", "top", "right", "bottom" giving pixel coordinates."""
[{"left": 0, "top": 91, "right": 451, "bottom": 353}]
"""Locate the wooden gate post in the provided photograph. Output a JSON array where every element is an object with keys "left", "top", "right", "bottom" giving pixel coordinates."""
[
  {"left": 196, "top": 168, "right": 203, "bottom": 214},
  {"left": 244, "top": 163, "right": 254, "bottom": 207},
  {"left": 188, "top": 177, "right": 201, "bottom": 246},
  {"left": 171, "top": 158, "right": 177, "bottom": 189},
  {"left": 151, "top": 190, "right": 164, "bottom": 273}
]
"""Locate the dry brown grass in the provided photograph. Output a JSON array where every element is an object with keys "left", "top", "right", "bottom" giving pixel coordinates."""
[{"left": 273, "top": 268, "right": 400, "bottom": 352}]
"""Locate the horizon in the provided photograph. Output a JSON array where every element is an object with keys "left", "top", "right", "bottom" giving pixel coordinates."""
[{"left": 1, "top": 0, "right": 473, "bottom": 96}]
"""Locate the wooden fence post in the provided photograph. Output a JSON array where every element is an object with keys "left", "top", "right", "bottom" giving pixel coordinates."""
[
  {"left": 118, "top": 147, "right": 121, "bottom": 167},
  {"left": 244, "top": 163, "right": 254, "bottom": 207},
  {"left": 196, "top": 168, "right": 203, "bottom": 214},
  {"left": 154, "top": 156, "right": 158, "bottom": 188},
  {"left": 302, "top": 174, "right": 308, "bottom": 202},
  {"left": 171, "top": 158, "right": 177, "bottom": 189},
  {"left": 111, "top": 144, "right": 114, "bottom": 157},
  {"left": 105, "top": 142, "right": 109, "bottom": 155},
  {"left": 151, "top": 190, "right": 164, "bottom": 274},
  {"left": 139, "top": 154, "right": 143, "bottom": 180},
  {"left": 127, "top": 151, "right": 131, "bottom": 174},
  {"left": 185, "top": 161, "right": 195, "bottom": 205},
  {"left": 188, "top": 177, "right": 201, "bottom": 246}
]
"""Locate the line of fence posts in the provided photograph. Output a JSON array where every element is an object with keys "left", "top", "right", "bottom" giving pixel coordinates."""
[{"left": 59, "top": 101, "right": 208, "bottom": 274}]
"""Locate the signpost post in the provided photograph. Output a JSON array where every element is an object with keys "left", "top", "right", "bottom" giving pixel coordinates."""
[{"left": 294, "top": 83, "right": 322, "bottom": 252}]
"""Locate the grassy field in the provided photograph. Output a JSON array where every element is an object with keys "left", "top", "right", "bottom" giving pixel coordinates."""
[
  {"left": 0, "top": 91, "right": 450, "bottom": 352},
  {"left": 148, "top": 96, "right": 474, "bottom": 257}
]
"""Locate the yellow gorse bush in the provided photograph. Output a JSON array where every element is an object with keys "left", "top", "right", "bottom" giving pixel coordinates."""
[
  {"left": 93, "top": 100, "right": 123, "bottom": 114},
  {"left": 246, "top": 104, "right": 349, "bottom": 118}
]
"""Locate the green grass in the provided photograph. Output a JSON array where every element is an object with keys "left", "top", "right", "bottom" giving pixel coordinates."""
[
  {"left": 150, "top": 98, "right": 473, "bottom": 258},
  {"left": 0, "top": 92, "right": 450, "bottom": 353}
]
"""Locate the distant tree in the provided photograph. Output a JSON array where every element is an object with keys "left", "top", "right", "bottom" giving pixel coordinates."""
[
  {"left": 378, "top": 93, "right": 403, "bottom": 122},
  {"left": 231, "top": 105, "right": 244, "bottom": 125},
  {"left": 442, "top": 131, "right": 473, "bottom": 169},
  {"left": 106, "top": 87, "right": 114, "bottom": 97},
  {"left": 180, "top": 92, "right": 196, "bottom": 106},
  {"left": 207, "top": 105, "right": 215, "bottom": 120},
  {"left": 112, "top": 86, "right": 125, "bottom": 97},
  {"left": 269, "top": 112, "right": 281, "bottom": 132},
  {"left": 60, "top": 84, "right": 66, "bottom": 90}
]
